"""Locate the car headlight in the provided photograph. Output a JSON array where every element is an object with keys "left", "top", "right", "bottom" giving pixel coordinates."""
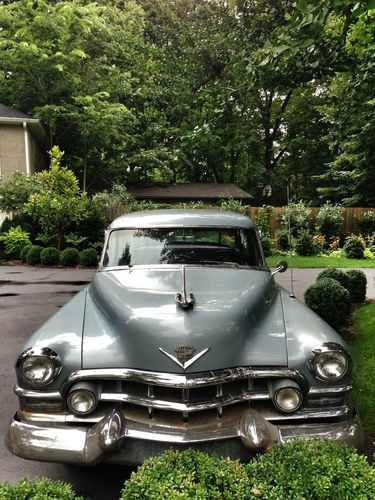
[
  {"left": 309, "top": 343, "right": 350, "bottom": 381},
  {"left": 18, "top": 348, "right": 61, "bottom": 386},
  {"left": 67, "top": 384, "right": 98, "bottom": 415}
]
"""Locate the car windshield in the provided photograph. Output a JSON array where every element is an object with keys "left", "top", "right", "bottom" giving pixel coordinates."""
[{"left": 103, "top": 227, "right": 264, "bottom": 268}]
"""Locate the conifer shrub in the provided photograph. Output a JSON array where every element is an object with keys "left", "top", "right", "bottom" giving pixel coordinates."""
[
  {"left": 79, "top": 248, "right": 98, "bottom": 267},
  {"left": 276, "top": 228, "right": 290, "bottom": 251},
  {"left": 343, "top": 235, "right": 366, "bottom": 259},
  {"left": 260, "top": 235, "right": 272, "bottom": 257},
  {"left": 40, "top": 247, "right": 60, "bottom": 265},
  {"left": 26, "top": 245, "right": 43, "bottom": 265},
  {"left": 60, "top": 247, "right": 80, "bottom": 267},
  {"left": 295, "top": 230, "right": 318, "bottom": 256},
  {"left": 358, "top": 210, "right": 375, "bottom": 236},
  {"left": 304, "top": 278, "right": 350, "bottom": 329},
  {"left": 346, "top": 269, "right": 367, "bottom": 303}
]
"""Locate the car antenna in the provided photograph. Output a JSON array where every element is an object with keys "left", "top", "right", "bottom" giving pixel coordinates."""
[{"left": 287, "top": 184, "right": 295, "bottom": 298}]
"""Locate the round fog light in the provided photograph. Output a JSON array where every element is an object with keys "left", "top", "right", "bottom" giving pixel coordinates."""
[
  {"left": 68, "top": 390, "right": 96, "bottom": 415},
  {"left": 274, "top": 387, "right": 302, "bottom": 413}
]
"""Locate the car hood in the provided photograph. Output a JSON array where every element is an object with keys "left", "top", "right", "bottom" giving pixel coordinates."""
[{"left": 82, "top": 267, "right": 287, "bottom": 372}]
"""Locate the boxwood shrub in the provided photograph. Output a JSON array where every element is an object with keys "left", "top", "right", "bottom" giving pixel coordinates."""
[
  {"left": 121, "top": 449, "right": 251, "bottom": 499},
  {"left": 295, "top": 230, "right": 318, "bottom": 256},
  {"left": 304, "top": 278, "right": 350, "bottom": 329},
  {"left": 40, "top": 247, "right": 60, "bottom": 265},
  {"left": 60, "top": 247, "right": 80, "bottom": 267},
  {"left": 317, "top": 267, "right": 350, "bottom": 290},
  {"left": 346, "top": 269, "right": 367, "bottom": 303},
  {"left": 0, "top": 477, "right": 84, "bottom": 499},
  {"left": 20, "top": 244, "right": 33, "bottom": 262},
  {"left": 79, "top": 248, "right": 98, "bottom": 267},
  {"left": 245, "top": 440, "right": 375, "bottom": 499},
  {"left": 122, "top": 443, "right": 375, "bottom": 499},
  {"left": 26, "top": 245, "right": 43, "bottom": 265},
  {"left": 343, "top": 235, "right": 366, "bottom": 259}
]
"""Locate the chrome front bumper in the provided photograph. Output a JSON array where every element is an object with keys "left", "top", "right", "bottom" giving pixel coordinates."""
[{"left": 6, "top": 409, "right": 364, "bottom": 465}]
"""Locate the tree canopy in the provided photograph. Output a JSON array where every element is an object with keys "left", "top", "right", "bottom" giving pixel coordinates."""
[{"left": 0, "top": 0, "right": 374, "bottom": 205}]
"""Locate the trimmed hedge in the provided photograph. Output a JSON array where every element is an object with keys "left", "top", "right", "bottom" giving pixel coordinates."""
[
  {"left": 0, "top": 477, "right": 84, "bottom": 500},
  {"left": 20, "top": 244, "right": 33, "bottom": 262},
  {"left": 122, "top": 442, "right": 375, "bottom": 499},
  {"left": 79, "top": 248, "right": 98, "bottom": 267},
  {"left": 317, "top": 267, "right": 350, "bottom": 290},
  {"left": 26, "top": 245, "right": 43, "bottom": 265},
  {"left": 40, "top": 247, "right": 60, "bottom": 265},
  {"left": 343, "top": 235, "right": 366, "bottom": 259},
  {"left": 346, "top": 269, "right": 367, "bottom": 303},
  {"left": 60, "top": 247, "right": 80, "bottom": 267},
  {"left": 121, "top": 449, "right": 252, "bottom": 499},
  {"left": 295, "top": 230, "right": 318, "bottom": 256},
  {"left": 246, "top": 439, "right": 375, "bottom": 499},
  {"left": 304, "top": 278, "right": 351, "bottom": 329}
]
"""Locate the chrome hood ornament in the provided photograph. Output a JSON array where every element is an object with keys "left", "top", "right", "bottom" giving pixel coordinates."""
[{"left": 158, "top": 346, "right": 210, "bottom": 371}]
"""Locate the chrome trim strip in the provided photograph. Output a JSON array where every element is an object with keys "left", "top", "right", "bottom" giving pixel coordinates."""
[
  {"left": 14, "top": 385, "right": 62, "bottom": 401},
  {"left": 99, "top": 390, "right": 270, "bottom": 412},
  {"left": 18, "top": 405, "right": 351, "bottom": 425},
  {"left": 61, "top": 367, "right": 307, "bottom": 394},
  {"left": 308, "top": 384, "right": 353, "bottom": 396}
]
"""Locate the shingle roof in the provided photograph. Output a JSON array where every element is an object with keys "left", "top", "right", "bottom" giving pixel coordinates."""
[
  {"left": 0, "top": 103, "right": 34, "bottom": 120},
  {"left": 128, "top": 183, "right": 252, "bottom": 200}
]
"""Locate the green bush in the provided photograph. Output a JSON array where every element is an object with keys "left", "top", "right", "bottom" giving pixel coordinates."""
[
  {"left": 60, "top": 247, "right": 80, "bottom": 266},
  {"left": 79, "top": 248, "right": 99, "bottom": 267},
  {"left": 260, "top": 234, "right": 272, "bottom": 257},
  {"left": 121, "top": 449, "right": 251, "bottom": 499},
  {"left": 276, "top": 228, "right": 290, "bottom": 251},
  {"left": 304, "top": 278, "right": 350, "bottom": 329},
  {"left": 0, "top": 226, "right": 31, "bottom": 259},
  {"left": 346, "top": 269, "right": 367, "bottom": 303},
  {"left": 343, "top": 235, "right": 366, "bottom": 259},
  {"left": 358, "top": 210, "right": 375, "bottom": 236},
  {"left": 295, "top": 230, "right": 318, "bottom": 256},
  {"left": 280, "top": 201, "right": 310, "bottom": 237},
  {"left": 315, "top": 203, "right": 343, "bottom": 241},
  {"left": 20, "top": 244, "right": 33, "bottom": 262},
  {"left": 255, "top": 205, "right": 274, "bottom": 236},
  {"left": 40, "top": 247, "right": 60, "bottom": 265},
  {"left": 26, "top": 245, "right": 43, "bottom": 265},
  {"left": 317, "top": 267, "right": 350, "bottom": 290},
  {"left": 245, "top": 440, "right": 375, "bottom": 499},
  {"left": 0, "top": 476, "right": 84, "bottom": 499}
]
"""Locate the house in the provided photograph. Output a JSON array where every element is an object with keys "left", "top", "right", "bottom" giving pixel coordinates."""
[
  {"left": 0, "top": 104, "right": 48, "bottom": 223},
  {"left": 0, "top": 103, "right": 47, "bottom": 177},
  {"left": 127, "top": 183, "right": 252, "bottom": 204}
]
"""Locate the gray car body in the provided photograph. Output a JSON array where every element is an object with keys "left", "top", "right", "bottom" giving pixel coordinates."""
[{"left": 8, "top": 209, "right": 360, "bottom": 465}]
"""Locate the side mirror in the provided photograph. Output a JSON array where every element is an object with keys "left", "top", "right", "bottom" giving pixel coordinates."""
[{"left": 271, "top": 260, "right": 288, "bottom": 276}]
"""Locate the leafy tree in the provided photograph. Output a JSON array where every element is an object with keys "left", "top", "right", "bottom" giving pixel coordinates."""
[
  {"left": 0, "top": 171, "right": 36, "bottom": 213},
  {"left": 24, "top": 147, "right": 88, "bottom": 249}
]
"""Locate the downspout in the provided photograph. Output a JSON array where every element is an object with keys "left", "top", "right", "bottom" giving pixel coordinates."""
[{"left": 23, "top": 122, "right": 31, "bottom": 175}]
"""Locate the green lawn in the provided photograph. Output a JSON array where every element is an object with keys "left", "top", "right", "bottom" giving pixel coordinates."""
[
  {"left": 347, "top": 303, "right": 375, "bottom": 435},
  {"left": 267, "top": 254, "right": 375, "bottom": 268}
]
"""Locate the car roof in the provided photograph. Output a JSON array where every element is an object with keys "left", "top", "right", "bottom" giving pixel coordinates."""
[{"left": 110, "top": 209, "right": 255, "bottom": 229}]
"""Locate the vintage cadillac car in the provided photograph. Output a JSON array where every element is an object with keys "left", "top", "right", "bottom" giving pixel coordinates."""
[{"left": 6, "top": 209, "right": 363, "bottom": 465}]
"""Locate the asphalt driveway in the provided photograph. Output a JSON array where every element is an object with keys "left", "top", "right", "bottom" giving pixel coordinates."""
[{"left": 0, "top": 264, "right": 373, "bottom": 498}]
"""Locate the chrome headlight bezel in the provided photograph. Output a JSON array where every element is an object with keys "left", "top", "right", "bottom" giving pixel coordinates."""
[
  {"left": 308, "top": 343, "right": 351, "bottom": 382},
  {"left": 17, "top": 347, "right": 62, "bottom": 387}
]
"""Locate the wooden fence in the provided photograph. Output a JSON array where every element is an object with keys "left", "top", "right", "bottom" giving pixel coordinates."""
[{"left": 247, "top": 207, "right": 375, "bottom": 237}]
